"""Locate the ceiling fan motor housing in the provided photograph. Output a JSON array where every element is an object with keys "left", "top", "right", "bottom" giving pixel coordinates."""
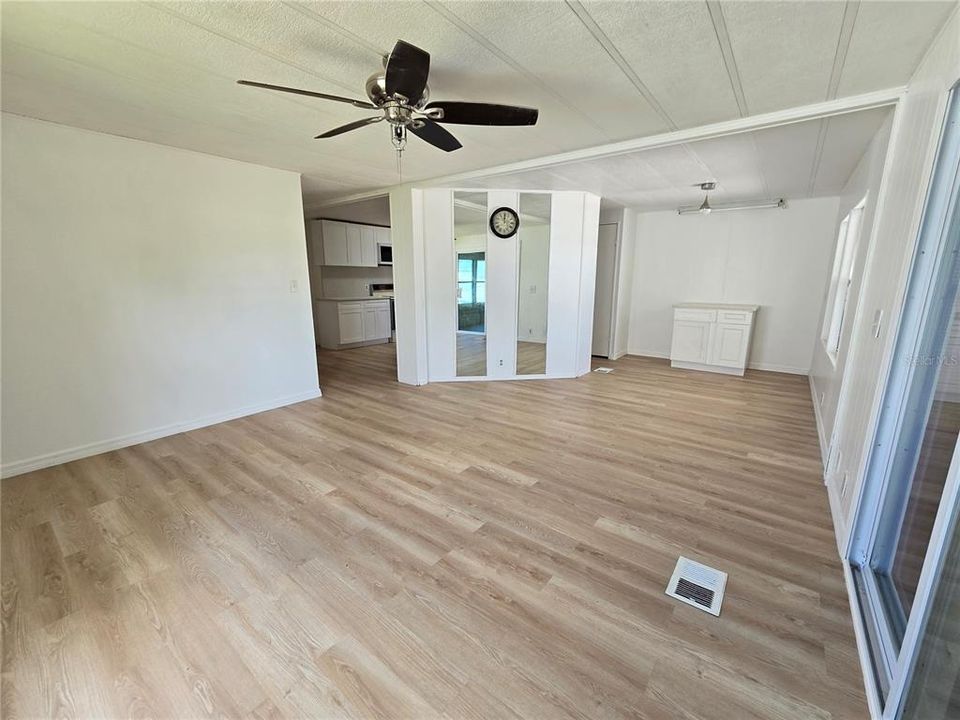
[{"left": 366, "top": 72, "right": 430, "bottom": 111}]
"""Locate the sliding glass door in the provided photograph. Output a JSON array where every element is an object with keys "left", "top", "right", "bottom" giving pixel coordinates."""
[{"left": 850, "top": 88, "right": 960, "bottom": 717}]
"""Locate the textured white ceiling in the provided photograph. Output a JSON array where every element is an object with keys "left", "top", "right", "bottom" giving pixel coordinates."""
[
  {"left": 455, "top": 106, "right": 893, "bottom": 211},
  {"left": 2, "top": 1, "right": 954, "bottom": 212}
]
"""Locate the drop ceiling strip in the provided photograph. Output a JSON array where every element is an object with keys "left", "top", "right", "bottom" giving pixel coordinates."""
[
  {"left": 279, "top": 2, "right": 386, "bottom": 58},
  {"left": 565, "top": 0, "right": 677, "bottom": 130},
  {"left": 421, "top": 0, "right": 609, "bottom": 139},
  {"left": 810, "top": 2, "right": 860, "bottom": 193},
  {"left": 143, "top": 1, "right": 360, "bottom": 96},
  {"left": 319, "top": 86, "right": 905, "bottom": 208},
  {"left": 827, "top": 2, "right": 861, "bottom": 101},
  {"left": 705, "top": 1, "right": 749, "bottom": 118}
]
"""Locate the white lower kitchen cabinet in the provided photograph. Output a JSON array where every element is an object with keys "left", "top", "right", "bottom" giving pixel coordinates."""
[
  {"left": 314, "top": 299, "right": 392, "bottom": 349},
  {"left": 670, "top": 303, "right": 758, "bottom": 376}
]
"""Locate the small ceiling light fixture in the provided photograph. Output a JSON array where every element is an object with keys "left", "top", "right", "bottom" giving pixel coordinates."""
[
  {"left": 678, "top": 192, "right": 786, "bottom": 216},
  {"left": 696, "top": 182, "right": 716, "bottom": 214}
]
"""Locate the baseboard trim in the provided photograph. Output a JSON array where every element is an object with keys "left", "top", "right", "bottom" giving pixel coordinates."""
[
  {"left": 1, "top": 388, "right": 323, "bottom": 479},
  {"left": 626, "top": 349, "right": 670, "bottom": 359},
  {"left": 747, "top": 361, "right": 810, "bottom": 375},
  {"left": 625, "top": 350, "right": 809, "bottom": 375}
]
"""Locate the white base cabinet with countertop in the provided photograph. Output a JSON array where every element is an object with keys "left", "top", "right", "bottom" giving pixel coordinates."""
[
  {"left": 670, "top": 303, "right": 758, "bottom": 376},
  {"left": 314, "top": 298, "right": 391, "bottom": 349}
]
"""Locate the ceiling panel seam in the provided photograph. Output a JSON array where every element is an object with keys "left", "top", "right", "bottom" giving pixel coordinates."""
[
  {"left": 564, "top": 0, "right": 677, "bottom": 131},
  {"left": 749, "top": 135, "right": 772, "bottom": 199},
  {"left": 827, "top": 2, "right": 861, "bottom": 101},
  {"left": 142, "top": 1, "right": 360, "bottom": 96},
  {"left": 280, "top": 1, "right": 386, "bottom": 58},
  {"left": 705, "top": 1, "right": 748, "bottom": 118},
  {"left": 807, "top": 118, "right": 830, "bottom": 194},
  {"left": 317, "top": 86, "right": 903, "bottom": 207},
  {"left": 810, "top": 2, "right": 858, "bottom": 192},
  {"left": 2, "top": 28, "right": 359, "bottom": 135},
  {"left": 421, "top": 0, "right": 611, "bottom": 138}
]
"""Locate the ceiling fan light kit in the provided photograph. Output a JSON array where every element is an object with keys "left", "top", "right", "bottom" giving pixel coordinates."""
[
  {"left": 238, "top": 39, "right": 539, "bottom": 174},
  {"left": 678, "top": 181, "right": 786, "bottom": 215}
]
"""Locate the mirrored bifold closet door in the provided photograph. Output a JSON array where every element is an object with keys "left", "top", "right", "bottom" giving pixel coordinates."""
[
  {"left": 454, "top": 191, "right": 487, "bottom": 377},
  {"left": 850, "top": 88, "right": 960, "bottom": 719},
  {"left": 516, "top": 193, "right": 551, "bottom": 375},
  {"left": 453, "top": 190, "right": 553, "bottom": 379}
]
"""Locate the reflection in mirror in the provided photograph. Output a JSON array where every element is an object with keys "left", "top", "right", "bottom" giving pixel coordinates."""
[
  {"left": 516, "top": 193, "right": 550, "bottom": 374},
  {"left": 455, "top": 191, "right": 487, "bottom": 376}
]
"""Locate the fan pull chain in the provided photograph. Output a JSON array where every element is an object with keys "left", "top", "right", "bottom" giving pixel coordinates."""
[{"left": 391, "top": 124, "right": 407, "bottom": 178}]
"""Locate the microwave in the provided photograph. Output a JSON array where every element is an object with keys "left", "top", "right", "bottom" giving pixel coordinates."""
[{"left": 377, "top": 243, "right": 393, "bottom": 266}]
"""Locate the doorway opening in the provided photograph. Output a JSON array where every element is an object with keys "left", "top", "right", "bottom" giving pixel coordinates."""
[
  {"left": 305, "top": 194, "right": 397, "bottom": 383},
  {"left": 592, "top": 222, "right": 619, "bottom": 358}
]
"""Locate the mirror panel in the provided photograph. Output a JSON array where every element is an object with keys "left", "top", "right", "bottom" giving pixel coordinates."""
[
  {"left": 455, "top": 191, "right": 487, "bottom": 377},
  {"left": 516, "top": 193, "right": 550, "bottom": 375}
]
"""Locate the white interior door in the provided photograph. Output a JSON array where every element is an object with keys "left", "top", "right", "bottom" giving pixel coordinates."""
[{"left": 592, "top": 223, "right": 617, "bottom": 357}]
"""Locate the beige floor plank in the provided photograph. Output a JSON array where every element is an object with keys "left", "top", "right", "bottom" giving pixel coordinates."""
[{"left": 1, "top": 346, "right": 867, "bottom": 718}]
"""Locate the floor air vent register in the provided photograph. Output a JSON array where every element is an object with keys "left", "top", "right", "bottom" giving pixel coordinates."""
[{"left": 665, "top": 556, "right": 728, "bottom": 616}]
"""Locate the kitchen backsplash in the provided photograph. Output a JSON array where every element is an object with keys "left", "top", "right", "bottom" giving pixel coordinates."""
[{"left": 311, "top": 264, "right": 393, "bottom": 299}]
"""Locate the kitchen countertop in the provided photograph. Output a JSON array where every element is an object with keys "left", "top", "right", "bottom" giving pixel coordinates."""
[{"left": 674, "top": 302, "right": 759, "bottom": 311}]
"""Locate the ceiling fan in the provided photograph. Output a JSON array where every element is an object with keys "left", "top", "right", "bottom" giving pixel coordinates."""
[{"left": 238, "top": 39, "right": 539, "bottom": 172}]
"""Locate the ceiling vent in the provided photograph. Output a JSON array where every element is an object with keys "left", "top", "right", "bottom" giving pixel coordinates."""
[{"left": 665, "top": 556, "right": 728, "bottom": 616}]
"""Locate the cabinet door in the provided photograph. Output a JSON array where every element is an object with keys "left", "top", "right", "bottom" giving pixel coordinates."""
[
  {"left": 338, "top": 305, "right": 364, "bottom": 344},
  {"left": 321, "top": 220, "right": 349, "bottom": 266},
  {"left": 362, "top": 305, "right": 379, "bottom": 340},
  {"left": 375, "top": 226, "right": 391, "bottom": 247},
  {"left": 671, "top": 320, "right": 711, "bottom": 364},
  {"left": 360, "top": 226, "right": 378, "bottom": 267},
  {"left": 710, "top": 323, "right": 750, "bottom": 368},
  {"left": 375, "top": 305, "right": 391, "bottom": 339},
  {"left": 309, "top": 221, "right": 325, "bottom": 265},
  {"left": 345, "top": 224, "right": 363, "bottom": 266}
]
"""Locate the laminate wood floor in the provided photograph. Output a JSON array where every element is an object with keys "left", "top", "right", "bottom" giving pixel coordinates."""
[{"left": 1, "top": 346, "right": 867, "bottom": 719}]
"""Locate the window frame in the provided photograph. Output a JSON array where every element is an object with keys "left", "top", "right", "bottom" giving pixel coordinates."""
[{"left": 822, "top": 197, "right": 868, "bottom": 364}]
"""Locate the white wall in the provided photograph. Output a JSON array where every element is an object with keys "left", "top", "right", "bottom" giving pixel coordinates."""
[
  {"left": 826, "top": 7, "right": 960, "bottom": 538},
  {"left": 626, "top": 198, "right": 840, "bottom": 373},
  {"left": 809, "top": 116, "right": 893, "bottom": 459},
  {"left": 1, "top": 114, "right": 319, "bottom": 477},
  {"left": 307, "top": 196, "right": 392, "bottom": 299},
  {"left": 389, "top": 185, "right": 428, "bottom": 385}
]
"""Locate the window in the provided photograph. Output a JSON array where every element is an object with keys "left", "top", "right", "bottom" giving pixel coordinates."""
[
  {"left": 457, "top": 252, "right": 486, "bottom": 305},
  {"left": 822, "top": 197, "right": 867, "bottom": 362}
]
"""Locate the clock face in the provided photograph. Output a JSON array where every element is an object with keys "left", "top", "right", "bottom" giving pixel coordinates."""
[{"left": 490, "top": 207, "right": 519, "bottom": 238}]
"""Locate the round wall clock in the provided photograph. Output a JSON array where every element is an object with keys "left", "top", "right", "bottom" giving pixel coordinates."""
[{"left": 489, "top": 206, "right": 520, "bottom": 238}]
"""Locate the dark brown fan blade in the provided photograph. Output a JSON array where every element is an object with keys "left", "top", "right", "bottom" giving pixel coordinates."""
[
  {"left": 384, "top": 40, "right": 430, "bottom": 104},
  {"left": 409, "top": 119, "right": 461, "bottom": 152},
  {"left": 315, "top": 116, "right": 383, "bottom": 139},
  {"left": 237, "top": 80, "right": 376, "bottom": 109},
  {"left": 425, "top": 101, "right": 539, "bottom": 126}
]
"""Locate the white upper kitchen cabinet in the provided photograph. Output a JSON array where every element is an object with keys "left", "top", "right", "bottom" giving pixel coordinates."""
[
  {"left": 345, "top": 224, "right": 362, "bottom": 266},
  {"left": 313, "top": 220, "right": 349, "bottom": 266},
  {"left": 359, "top": 226, "right": 378, "bottom": 267},
  {"left": 311, "top": 219, "right": 382, "bottom": 267}
]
